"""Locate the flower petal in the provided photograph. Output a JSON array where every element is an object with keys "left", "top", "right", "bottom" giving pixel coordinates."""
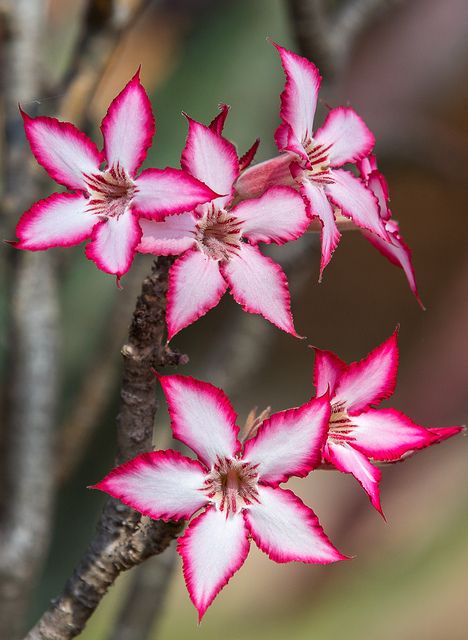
[
  {"left": 238, "top": 138, "right": 260, "bottom": 172},
  {"left": 101, "top": 70, "right": 154, "bottom": 176},
  {"left": 85, "top": 210, "right": 142, "bottom": 278},
  {"left": 158, "top": 374, "right": 241, "bottom": 467},
  {"left": 15, "top": 192, "right": 96, "bottom": 250},
  {"left": 314, "top": 107, "right": 375, "bottom": 167},
  {"left": 301, "top": 179, "right": 341, "bottom": 278},
  {"left": 426, "top": 426, "right": 464, "bottom": 444},
  {"left": 362, "top": 220, "right": 423, "bottom": 308},
  {"left": 333, "top": 330, "right": 399, "bottom": 413},
  {"left": 313, "top": 347, "right": 347, "bottom": 396},
  {"left": 274, "top": 124, "right": 310, "bottom": 165},
  {"left": 243, "top": 394, "right": 331, "bottom": 485},
  {"left": 133, "top": 168, "right": 217, "bottom": 220},
  {"left": 234, "top": 153, "right": 296, "bottom": 200},
  {"left": 350, "top": 408, "right": 434, "bottom": 461},
  {"left": 234, "top": 186, "right": 308, "bottom": 245},
  {"left": 92, "top": 450, "right": 208, "bottom": 521},
  {"left": 21, "top": 110, "right": 102, "bottom": 190},
  {"left": 209, "top": 103, "right": 230, "bottom": 135},
  {"left": 166, "top": 249, "right": 228, "bottom": 340},
  {"left": 273, "top": 43, "right": 321, "bottom": 144},
  {"left": 178, "top": 507, "right": 249, "bottom": 621},
  {"left": 324, "top": 442, "right": 382, "bottom": 514},
  {"left": 326, "top": 169, "right": 388, "bottom": 240},
  {"left": 181, "top": 117, "right": 239, "bottom": 209},
  {"left": 137, "top": 214, "right": 196, "bottom": 255},
  {"left": 244, "top": 485, "right": 345, "bottom": 563},
  {"left": 221, "top": 243, "right": 298, "bottom": 337}
]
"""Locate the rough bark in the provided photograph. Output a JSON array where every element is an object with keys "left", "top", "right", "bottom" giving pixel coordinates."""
[{"left": 24, "top": 258, "right": 186, "bottom": 640}]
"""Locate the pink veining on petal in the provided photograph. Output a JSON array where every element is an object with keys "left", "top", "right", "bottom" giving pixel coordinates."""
[
  {"left": 314, "top": 107, "right": 375, "bottom": 167},
  {"left": 158, "top": 374, "right": 241, "bottom": 467},
  {"left": 92, "top": 450, "right": 208, "bottom": 522},
  {"left": 177, "top": 506, "right": 249, "bottom": 621},
  {"left": 244, "top": 485, "right": 347, "bottom": 563},
  {"left": 101, "top": 69, "right": 155, "bottom": 176}
]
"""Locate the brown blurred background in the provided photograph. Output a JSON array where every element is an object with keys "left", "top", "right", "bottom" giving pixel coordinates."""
[{"left": 1, "top": 0, "right": 467, "bottom": 638}]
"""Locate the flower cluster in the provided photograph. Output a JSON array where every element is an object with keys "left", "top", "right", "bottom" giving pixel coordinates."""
[
  {"left": 13, "top": 44, "right": 420, "bottom": 333},
  {"left": 11, "top": 42, "right": 463, "bottom": 622},
  {"left": 95, "top": 333, "right": 462, "bottom": 618}
]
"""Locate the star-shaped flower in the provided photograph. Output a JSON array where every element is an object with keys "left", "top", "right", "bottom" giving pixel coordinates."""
[
  {"left": 138, "top": 114, "right": 309, "bottom": 339},
  {"left": 13, "top": 71, "right": 216, "bottom": 283},
  {"left": 93, "top": 374, "right": 346, "bottom": 619},
  {"left": 313, "top": 330, "right": 463, "bottom": 515},
  {"left": 236, "top": 44, "right": 390, "bottom": 280},
  {"left": 357, "top": 155, "right": 423, "bottom": 307}
]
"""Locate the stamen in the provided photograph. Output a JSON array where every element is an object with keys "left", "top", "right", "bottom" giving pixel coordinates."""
[
  {"left": 84, "top": 164, "right": 136, "bottom": 220},
  {"left": 195, "top": 206, "right": 242, "bottom": 261},
  {"left": 203, "top": 457, "right": 259, "bottom": 516}
]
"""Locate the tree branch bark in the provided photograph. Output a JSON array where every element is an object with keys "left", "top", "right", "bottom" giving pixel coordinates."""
[{"left": 24, "top": 257, "right": 187, "bottom": 640}]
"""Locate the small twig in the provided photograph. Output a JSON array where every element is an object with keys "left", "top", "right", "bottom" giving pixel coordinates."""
[{"left": 24, "top": 258, "right": 187, "bottom": 640}]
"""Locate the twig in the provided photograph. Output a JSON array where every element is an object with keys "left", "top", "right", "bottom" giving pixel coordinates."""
[{"left": 24, "top": 257, "right": 187, "bottom": 640}]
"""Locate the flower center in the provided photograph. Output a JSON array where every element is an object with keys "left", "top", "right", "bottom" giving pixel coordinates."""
[
  {"left": 84, "top": 164, "right": 136, "bottom": 219},
  {"left": 328, "top": 402, "right": 353, "bottom": 443},
  {"left": 195, "top": 206, "right": 242, "bottom": 261},
  {"left": 303, "top": 138, "right": 333, "bottom": 185},
  {"left": 203, "top": 457, "right": 259, "bottom": 516}
]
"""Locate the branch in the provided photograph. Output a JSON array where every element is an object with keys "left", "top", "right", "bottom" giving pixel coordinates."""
[{"left": 24, "top": 257, "right": 187, "bottom": 640}]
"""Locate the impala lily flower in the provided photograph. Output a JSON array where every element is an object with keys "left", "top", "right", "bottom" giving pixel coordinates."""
[
  {"left": 13, "top": 71, "right": 216, "bottom": 282},
  {"left": 236, "top": 44, "right": 389, "bottom": 279},
  {"left": 313, "top": 330, "right": 463, "bottom": 515},
  {"left": 357, "top": 155, "right": 423, "bottom": 307},
  {"left": 138, "top": 115, "right": 309, "bottom": 339},
  {"left": 94, "top": 374, "right": 346, "bottom": 619}
]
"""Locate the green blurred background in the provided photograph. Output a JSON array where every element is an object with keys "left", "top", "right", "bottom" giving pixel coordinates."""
[{"left": 7, "top": 0, "right": 468, "bottom": 638}]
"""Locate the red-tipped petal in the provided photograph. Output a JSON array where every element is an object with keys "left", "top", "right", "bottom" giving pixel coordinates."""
[
  {"left": 101, "top": 70, "right": 154, "bottom": 176},
  {"left": 234, "top": 186, "right": 309, "bottom": 245},
  {"left": 350, "top": 408, "right": 434, "bottom": 461},
  {"left": 243, "top": 394, "right": 331, "bottom": 484},
  {"left": 158, "top": 374, "right": 241, "bottom": 468},
  {"left": 427, "top": 426, "right": 465, "bottom": 444},
  {"left": 238, "top": 138, "right": 260, "bottom": 172},
  {"left": 208, "top": 103, "right": 230, "bottom": 135},
  {"left": 300, "top": 179, "right": 341, "bottom": 278},
  {"left": 221, "top": 243, "right": 299, "bottom": 337},
  {"left": 325, "top": 442, "right": 383, "bottom": 515},
  {"left": 313, "top": 347, "right": 347, "bottom": 396},
  {"left": 314, "top": 107, "right": 375, "bottom": 167},
  {"left": 15, "top": 192, "right": 96, "bottom": 250},
  {"left": 21, "top": 110, "right": 101, "bottom": 191},
  {"left": 166, "top": 249, "right": 228, "bottom": 340},
  {"left": 273, "top": 42, "right": 321, "bottom": 145},
  {"left": 181, "top": 116, "right": 239, "bottom": 209},
  {"left": 178, "top": 507, "right": 249, "bottom": 621},
  {"left": 92, "top": 450, "right": 208, "bottom": 521},
  {"left": 326, "top": 169, "right": 388, "bottom": 240},
  {"left": 244, "top": 485, "right": 346, "bottom": 563},
  {"left": 137, "top": 214, "right": 196, "bottom": 255},
  {"left": 133, "top": 168, "right": 216, "bottom": 220},
  {"left": 333, "top": 330, "right": 399, "bottom": 413},
  {"left": 85, "top": 210, "right": 141, "bottom": 277}
]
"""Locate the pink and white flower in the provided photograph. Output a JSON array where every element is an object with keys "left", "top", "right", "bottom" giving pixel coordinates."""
[
  {"left": 13, "top": 71, "right": 216, "bottom": 283},
  {"left": 357, "top": 155, "right": 423, "bottom": 307},
  {"left": 313, "top": 330, "right": 463, "bottom": 515},
  {"left": 93, "top": 374, "right": 346, "bottom": 619},
  {"left": 138, "top": 115, "right": 309, "bottom": 339},
  {"left": 235, "top": 44, "right": 389, "bottom": 279}
]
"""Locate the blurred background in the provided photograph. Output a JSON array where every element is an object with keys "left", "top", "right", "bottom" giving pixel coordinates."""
[{"left": 1, "top": 0, "right": 468, "bottom": 639}]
